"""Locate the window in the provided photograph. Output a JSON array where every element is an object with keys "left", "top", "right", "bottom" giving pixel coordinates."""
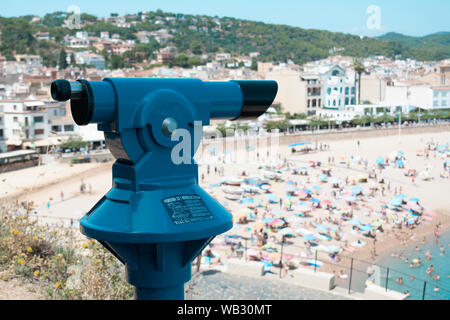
[
  {"left": 64, "top": 124, "right": 74, "bottom": 132},
  {"left": 34, "top": 116, "right": 44, "bottom": 123},
  {"left": 13, "top": 105, "right": 17, "bottom": 110},
  {"left": 345, "top": 87, "right": 349, "bottom": 95},
  {"left": 332, "top": 70, "right": 340, "bottom": 76},
  {"left": 351, "top": 87, "right": 356, "bottom": 95},
  {"left": 351, "top": 98, "right": 355, "bottom": 105},
  {"left": 51, "top": 125, "right": 62, "bottom": 132},
  {"left": 327, "top": 88, "right": 331, "bottom": 95},
  {"left": 34, "top": 129, "right": 44, "bottom": 135},
  {"left": 345, "top": 97, "right": 349, "bottom": 105},
  {"left": 0, "top": 129, "right": 3, "bottom": 137},
  {"left": 13, "top": 117, "right": 18, "bottom": 122}
]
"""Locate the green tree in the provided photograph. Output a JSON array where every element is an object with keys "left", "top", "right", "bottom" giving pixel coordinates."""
[
  {"left": 352, "top": 58, "right": 366, "bottom": 105},
  {"left": 59, "top": 135, "right": 89, "bottom": 150},
  {"left": 59, "top": 49, "right": 68, "bottom": 69},
  {"left": 264, "top": 120, "right": 290, "bottom": 131},
  {"left": 190, "top": 41, "right": 202, "bottom": 54},
  {"left": 110, "top": 55, "right": 125, "bottom": 69},
  {"left": 70, "top": 53, "right": 76, "bottom": 66}
]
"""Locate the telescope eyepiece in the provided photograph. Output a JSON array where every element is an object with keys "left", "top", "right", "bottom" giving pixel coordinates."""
[
  {"left": 51, "top": 80, "right": 72, "bottom": 101},
  {"left": 51, "top": 80, "right": 84, "bottom": 101}
]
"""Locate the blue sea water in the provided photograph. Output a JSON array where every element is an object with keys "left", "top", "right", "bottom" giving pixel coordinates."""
[{"left": 377, "top": 231, "right": 450, "bottom": 300}]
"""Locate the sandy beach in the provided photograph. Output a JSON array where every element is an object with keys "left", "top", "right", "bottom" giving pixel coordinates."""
[{"left": 2, "top": 127, "right": 449, "bottom": 294}]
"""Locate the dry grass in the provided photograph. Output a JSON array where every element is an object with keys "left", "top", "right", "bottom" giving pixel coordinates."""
[{"left": 0, "top": 202, "right": 134, "bottom": 300}]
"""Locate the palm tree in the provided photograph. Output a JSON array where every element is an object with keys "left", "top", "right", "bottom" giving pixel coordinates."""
[{"left": 352, "top": 58, "right": 366, "bottom": 105}]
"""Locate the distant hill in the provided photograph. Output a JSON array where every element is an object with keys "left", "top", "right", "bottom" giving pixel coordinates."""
[
  {"left": 378, "top": 32, "right": 450, "bottom": 61},
  {"left": 1, "top": 10, "right": 449, "bottom": 68}
]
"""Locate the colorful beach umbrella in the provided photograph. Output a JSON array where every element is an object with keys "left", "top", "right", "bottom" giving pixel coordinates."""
[
  {"left": 331, "top": 178, "right": 341, "bottom": 184},
  {"left": 289, "top": 142, "right": 311, "bottom": 147},
  {"left": 268, "top": 219, "right": 283, "bottom": 226},
  {"left": 263, "top": 218, "right": 274, "bottom": 224},
  {"left": 372, "top": 220, "right": 382, "bottom": 228},
  {"left": 279, "top": 228, "right": 296, "bottom": 237},
  {"left": 302, "top": 234, "right": 317, "bottom": 241},
  {"left": 316, "top": 224, "right": 329, "bottom": 231},
  {"left": 360, "top": 225, "right": 373, "bottom": 232},
  {"left": 389, "top": 198, "right": 402, "bottom": 207},
  {"left": 265, "top": 194, "right": 278, "bottom": 202},
  {"left": 351, "top": 186, "right": 363, "bottom": 194}
]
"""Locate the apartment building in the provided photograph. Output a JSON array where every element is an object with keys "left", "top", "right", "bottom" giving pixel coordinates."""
[
  {"left": 432, "top": 86, "right": 450, "bottom": 108},
  {"left": 266, "top": 64, "right": 356, "bottom": 115},
  {"left": 321, "top": 65, "right": 356, "bottom": 110},
  {"left": 0, "top": 100, "right": 49, "bottom": 152},
  {"left": 75, "top": 52, "right": 106, "bottom": 70}
]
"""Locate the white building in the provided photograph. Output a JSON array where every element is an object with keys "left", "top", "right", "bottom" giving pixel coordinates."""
[
  {"left": 383, "top": 84, "right": 450, "bottom": 110},
  {"left": 75, "top": 52, "right": 106, "bottom": 70},
  {"left": 321, "top": 65, "right": 357, "bottom": 109},
  {"left": 100, "top": 32, "right": 110, "bottom": 40},
  {"left": 432, "top": 86, "right": 450, "bottom": 109},
  {"left": 216, "top": 53, "right": 232, "bottom": 61},
  {"left": 266, "top": 64, "right": 356, "bottom": 115},
  {"left": 0, "top": 100, "right": 48, "bottom": 152}
]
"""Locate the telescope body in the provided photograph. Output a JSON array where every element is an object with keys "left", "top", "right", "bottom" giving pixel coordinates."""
[{"left": 51, "top": 77, "right": 278, "bottom": 300}]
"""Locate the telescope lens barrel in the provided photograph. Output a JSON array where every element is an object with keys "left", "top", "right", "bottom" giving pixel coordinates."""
[
  {"left": 207, "top": 80, "right": 278, "bottom": 120},
  {"left": 51, "top": 78, "right": 278, "bottom": 126}
]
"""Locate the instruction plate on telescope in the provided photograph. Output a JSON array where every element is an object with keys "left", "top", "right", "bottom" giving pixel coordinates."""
[{"left": 162, "top": 194, "right": 213, "bottom": 225}]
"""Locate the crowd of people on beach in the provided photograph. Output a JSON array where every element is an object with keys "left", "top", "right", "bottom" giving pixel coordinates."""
[{"left": 191, "top": 135, "right": 450, "bottom": 298}]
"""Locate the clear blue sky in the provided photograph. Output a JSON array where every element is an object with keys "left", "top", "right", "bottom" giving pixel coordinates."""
[{"left": 1, "top": 0, "right": 449, "bottom": 37}]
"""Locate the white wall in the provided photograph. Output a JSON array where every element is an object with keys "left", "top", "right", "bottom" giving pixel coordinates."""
[{"left": 266, "top": 68, "right": 306, "bottom": 114}]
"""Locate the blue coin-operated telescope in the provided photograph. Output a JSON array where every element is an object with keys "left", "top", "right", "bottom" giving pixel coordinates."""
[{"left": 51, "top": 78, "right": 278, "bottom": 300}]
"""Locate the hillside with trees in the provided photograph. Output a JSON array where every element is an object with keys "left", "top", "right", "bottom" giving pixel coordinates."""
[{"left": 1, "top": 10, "right": 449, "bottom": 68}]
